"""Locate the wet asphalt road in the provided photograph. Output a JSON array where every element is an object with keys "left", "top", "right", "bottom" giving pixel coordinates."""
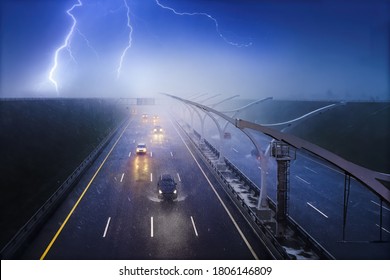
[
  {"left": 21, "top": 110, "right": 267, "bottom": 260},
  {"left": 203, "top": 120, "right": 390, "bottom": 259}
]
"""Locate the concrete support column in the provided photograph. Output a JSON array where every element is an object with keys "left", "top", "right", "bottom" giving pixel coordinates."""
[
  {"left": 276, "top": 159, "right": 289, "bottom": 237},
  {"left": 271, "top": 141, "right": 293, "bottom": 237}
]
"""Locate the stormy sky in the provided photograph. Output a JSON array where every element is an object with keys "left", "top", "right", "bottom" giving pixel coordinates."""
[{"left": 0, "top": 0, "right": 389, "bottom": 100}]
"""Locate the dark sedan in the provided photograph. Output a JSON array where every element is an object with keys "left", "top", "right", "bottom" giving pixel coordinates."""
[{"left": 157, "top": 174, "right": 178, "bottom": 200}]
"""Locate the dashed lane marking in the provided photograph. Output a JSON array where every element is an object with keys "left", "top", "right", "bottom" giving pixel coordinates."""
[
  {"left": 304, "top": 166, "right": 318, "bottom": 174},
  {"left": 371, "top": 200, "right": 390, "bottom": 212},
  {"left": 40, "top": 120, "right": 132, "bottom": 259},
  {"left": 102, "top": 217, "right": 111, "bottom": 238},
  {"left": 296, "top": 175, "right": 310, "bottom": 185},
  {"left": 191, "top": 216, "right": 199, "bottom": 237},
  {"left": 375, "top": 224, "right": 390, "bottom": 234},
  {"left": 170, "top": 119, "right": 259, "bottom": 260},
  {"left": 307, "top": 202, "right": 328, "bottom": 218},
  {"left": 177, "top": 173, "right": 181, "bottom": 182},
  {"left": 151, "top": 217, "right": 154, "bottom": 238}
]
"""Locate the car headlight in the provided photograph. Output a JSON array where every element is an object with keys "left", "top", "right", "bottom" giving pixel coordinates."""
[
  {"left": 158, "top": 190, "right": 162, "bottom": 194},
  {"left": 173, "top": 190, "right": 177, "bottom": 194}
]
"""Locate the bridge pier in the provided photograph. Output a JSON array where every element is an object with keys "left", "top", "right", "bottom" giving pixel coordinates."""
[{"left": 271, "top": 141, "right": 295, "bottom": 237}]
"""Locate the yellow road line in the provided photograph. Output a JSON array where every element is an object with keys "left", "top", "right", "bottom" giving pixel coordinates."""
[{"left": 40, "top": 120, "right": 131, "bottom": 260}]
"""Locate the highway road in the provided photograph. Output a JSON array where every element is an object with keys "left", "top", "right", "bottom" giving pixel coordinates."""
[
  {"left": 21, "top": 109, "right": 271, "bottom": 260},
  {"left": 18, "top": 106, "right": 390, "bottom": 260},
  {"left": 202, "top": 121, "right": 390, "bottom": 259}
]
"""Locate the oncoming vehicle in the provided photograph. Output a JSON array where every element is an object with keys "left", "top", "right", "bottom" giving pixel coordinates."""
[
  {"left": 142, "top": 114, "right": 148, "bottom": 120},
  {"left": 157, "top": 174, "right": 178, "bottom": 200},
  {"left": 153, "top": 125, "right": 163, "bottom": 134},
  {"left": 136, "top": 143, "right": 147, "bottom": 154}
]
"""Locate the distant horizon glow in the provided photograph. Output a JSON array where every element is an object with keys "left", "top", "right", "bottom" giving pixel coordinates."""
[{"left": 0, "top": 0, "right": 389, "bottom": 100}]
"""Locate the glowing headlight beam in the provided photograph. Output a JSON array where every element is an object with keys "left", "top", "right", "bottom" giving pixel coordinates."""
[
  {"left": 48, "top": 0, "right": 83, "bottom": 94},
  {"left": 155, "top": 0, "right": 252, "bottom": 48},
  {"left": 116, "top": 0, "right": 133, "bottom": 80}
]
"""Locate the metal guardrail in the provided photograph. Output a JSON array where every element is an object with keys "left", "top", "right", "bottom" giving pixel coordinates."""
[
  {"left": 183, "top": 123, "right": 333, "bottom": 259},
  {"left": 164, "top": 93, "right": 390, "bottom": 204},
  {"left": 179, "top": 124, "right": 290, "bottom": 259},
  {"left": 203, "top": 135, "right": 334, "bottom": 259},
  {"left": 202, "top": 138, "right": 260, "bottom": 196},
  {"left": 0, "top": 118, "right": 128, "bottom": 259}
]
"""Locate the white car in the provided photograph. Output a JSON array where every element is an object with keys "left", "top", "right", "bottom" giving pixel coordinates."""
[{"left": 136, "top": 143, "right": 147, "bottom": 154}]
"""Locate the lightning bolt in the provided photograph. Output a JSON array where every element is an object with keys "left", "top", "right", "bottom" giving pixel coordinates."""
[
  {"left": 48, "top": 0, "right": 83, "bottom": 94},
  {"left": 46, "top": 0, "right": 249, "bottom": 92},
  {"left": 66, "top": 40, "right": 77, "bottom": 65},
  {"left": 155, "top": 0, "right": 252, "bottom": 48},
  {"left": 76, "top": 28, "right": 100, "bottom": 61},
  {"left": 116, "top": 0, "right": 133, "bottom": 80}
]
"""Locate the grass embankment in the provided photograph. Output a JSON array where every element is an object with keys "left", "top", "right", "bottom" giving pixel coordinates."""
[{"left": 0, "top": 99, "right": 128, "bottom": 249}]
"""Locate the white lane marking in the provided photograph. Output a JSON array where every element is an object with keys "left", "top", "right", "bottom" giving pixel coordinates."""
[
  {"left": 307, "top": 202, "right": 328, "bottom": 218},
  {"left": 103, "top": 217, "right": 111, "bottom": 238},
  {"left": 128, "top": 151, "right": 131, "bottom": 157},
  {"left": 170, "top": 152, "right": 174, "bottom": 157},
  {"left": 304, "top": 166, "right": 318, "bottom": 174},
  {"left": 258, "top": 166, "right": 261, "bottom": 170},
  {"left": 296, "top": 175, "right": 310, "bottom": 185},
  {"left": 191, "top": 216, "right": 199, "bottom": 237},
  {"left": 40, "top": 119, "right": 134, "bottom": 260},
  {"left": 177, "top": 173, "right": 181, "bottom": 182},
  {"left": 151, "top": 216, "right": 154, "bottom": 237},
  {"left": 375, "top": 224, "right": 390, "bottom": 234},
  {"left": 150, "top": 152, "right": 153, "bottom": 157},
  {"left": 371, "top": 105, "right": 390, "bottom": 115},
  {"left": 371, "top": 200, "right": 390, "bottom": 212},
  {"left": 120, "top": 173, "right": 125, "bottom": 182},
  {"left": 150, "top": 173, "right": 153, "bottom": 182},
  {"left": 232, "top": 148, "right": 239, "bottom": 153},
  {"left": 127, "top": 196, "right": 131, "bottom": 202},
  {"left": 171, "top": 119, "right": 259, "bottom": 260},
  {"left": 299, "top": 153, "right": 343, "bottom": 175}
]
